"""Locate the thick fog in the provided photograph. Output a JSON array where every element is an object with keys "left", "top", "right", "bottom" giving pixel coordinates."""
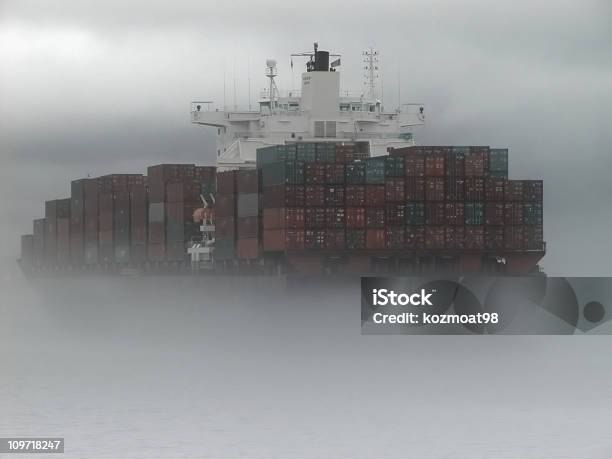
[{"left": 2, "top": 1, "right": 612, "bottom": 457}]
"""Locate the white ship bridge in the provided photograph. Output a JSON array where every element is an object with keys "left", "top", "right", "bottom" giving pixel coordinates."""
[{"left": 191, "top": 43, "right": 426, "bottom": 169}]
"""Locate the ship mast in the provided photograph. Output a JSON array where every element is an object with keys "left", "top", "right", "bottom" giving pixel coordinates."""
[{"left": 363, "top": 48, "right": 379, "bottom": 100}]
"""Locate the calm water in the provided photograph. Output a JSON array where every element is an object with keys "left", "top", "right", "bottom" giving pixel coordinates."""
[{"left": 1, "top": 274, "right": 612, "bottom": 458}]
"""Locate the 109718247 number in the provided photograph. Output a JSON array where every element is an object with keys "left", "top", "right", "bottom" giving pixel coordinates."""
[{"left": 1, "top": 438, "right": 64, "bottom": 454}]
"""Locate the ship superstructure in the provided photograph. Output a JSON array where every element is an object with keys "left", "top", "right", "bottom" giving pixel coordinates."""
[{"left": 191, "top": 43, "right": 426, "bottom": 169}]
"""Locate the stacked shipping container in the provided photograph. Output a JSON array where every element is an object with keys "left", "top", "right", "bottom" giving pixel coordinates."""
[
  {"left": 21, "top": 145, "right": 543, "bottom": 274},
  {"left": 215, "top": 170, "right": 237, "bottom": 260}
]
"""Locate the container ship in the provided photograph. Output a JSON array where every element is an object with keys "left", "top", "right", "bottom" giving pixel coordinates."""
[{"left": 18, "top": 43, "right": 545, "bottom": 277}]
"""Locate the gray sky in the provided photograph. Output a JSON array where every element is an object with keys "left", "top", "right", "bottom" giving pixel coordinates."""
[{"left": 1, "top": 0, "right": 612, "bottom": 274}]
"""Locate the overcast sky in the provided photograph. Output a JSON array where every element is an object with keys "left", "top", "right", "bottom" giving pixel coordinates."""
[{"left": 1, "top": 0, "right": 611, "bottom": 274}]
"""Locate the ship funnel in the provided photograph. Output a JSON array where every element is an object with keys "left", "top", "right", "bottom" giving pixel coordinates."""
[{"left": 314, "top": 51, "right": 329, "bottom": 71}]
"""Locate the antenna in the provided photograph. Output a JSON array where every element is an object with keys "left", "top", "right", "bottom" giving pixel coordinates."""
[
  {"left": 397, "top": 64, "right": 401, "bottom": 112},
  {"left": 362, "top": 47, "right": 379, "bottom": 99},
  {"left": 223, "top": 62, "right": 226, "bottom": 111},
  {"left": 233, "top": 58, "right": 237, "bottom": 111},
  {"left": 248, "top": 56, "right": 252, "bottom": 111},
  {"left": 265, "top": 58, "right": 278, "bottom": 111}
]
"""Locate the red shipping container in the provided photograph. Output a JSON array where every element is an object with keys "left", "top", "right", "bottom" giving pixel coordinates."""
[
  {"left": 285, "top": 207, "right": 305, "bottom": 229},
  {"left": 56, "top": 218, "right": 70, "bottom": 265},
  {"left": 365, "top": 208, "right": 385, "bottom": 228},
  {"left": 485, "top": 203, "right": 505, "bottom": 226},
  {"left": 504, "top": 226, "right": 525, "bottom": 250},
  {"left": 345, "top": 185, "right": 366, "bottom": 206},
  {"left": 263, "top": 185, "right": 305, "bottom": 208},
  {"left": 446, "top": 154, "right": 465, "bottom": 176},
  {"left": 406, "top": 226, "right": 425, "bottom": 249},
  {"left": 485, "top": 227, "right": 504, "bottom": 250},
  {"left": 445, "top": 202, "right": 465, "bottom": 226},
  {"left": 263, "top": 229, "right": 284, "bottom": 251},
  {"left": 236, "top": 216, "right": 259, "bottom": 239},
  {"left": 505, "top": 181, "right": 524, "bottom": 201},
  {"left": 130, "top": 184, "right": 147, "bottom": 245},
  {"left": 366, "top": 229, "right": 386, "bottom": 250},
  {"left": 425, "top": 153, "right": 445, "bottom": 177},
  {"left": 385, "top": 178, "right": 405, "bottom": 202},
  {"left": 325, "top": 164, "right": 345, "bottom": 184},
  {"left": 216, "top": 170, "right": 237, "bottom": 195},
  {"left": 237, "top": 169, "right": 260, "bottom": 194},
  {"left": 386, "top": 203, "right": 405, "bottom": 226},
  {"left": 305, "top": 163, "right": 326, "bottom": 184},
  {"left": 305, "top": 207, "right": 326, "bottom": 229},
  {"left": 346, "top": 207, "right": 365, "bottom": 228},
  {"left": 215, "top": 195, "right": 235, "bottom": 218},
  {"left": 390, "top": 145, "right": 423, "bottom": 156},
  {"left": 148, "top": 221, "right": 165, "bottom": 244},
  {"left": 237, "top": 238, "right": 260, "bottom": 259},
  {"left": 365, "top": 185, "right": 385, "bottom": 206},
  {"left": 425, "top": 177, "right": 444, "bottom": 201},
  {"left": 216, "top": 216, "right": 236, "bottom": 238},
  {"left": 504, "top": 203, "right": 523, "bottom": 225},
  {"left": 148, "top": 243, "right": 165, "bottom": 261},
  {"left": 386, "top": 227, "right": 405, "bottom": 249},
  {"left": 465, "top": 151, "right": 486, "bottom": 177},
  {"left": 405, "top": 177, "right": 425, "bottom": 201},
  {"left": 445, "top": 226, "right": 465, "bottom": 250},
  {"left": 404, "top": 155, "right": 425, "bottom": 177},
  {"left": 325, "top": 207, "right": 345, "bottom": 228},
  {"left": 445, "top": 177, "right": 465, "bottom": 201},
  {"left": 485, "top": 178, "right": 506, "bottom": 201},
  {"left": 465, "top": 226, "right": 485, "bottom": 250},
  {"left": 286, "top": 230, "right": 305, "bottom": 250},
  {"left": 305, "top": 185, "right": 325, "bottom": 206},
  {"left": 465, "top": 178, "right": 484, "bottom": 201},
  {"left": 425, "top": 226, "right": 445, "bottom": 249},
  {"left": 325, "top": 185, "right": 345, "bottom": 206},
  {"left": 426, "top": 203, "right": 445, "bottom": 225},
  {"left": 166, "top": 180, "right": 202, "bottom": 203},
  {"left": 325, "top": 229, "right": 346, "bottom": 249}
]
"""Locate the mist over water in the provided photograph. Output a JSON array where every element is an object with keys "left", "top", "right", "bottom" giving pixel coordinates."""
[
  {"left": 1, "top": 272, "right": 612, "bottom": 458},
  {"left": 2, "top": 0, "right": 612, "bottom": 456}
]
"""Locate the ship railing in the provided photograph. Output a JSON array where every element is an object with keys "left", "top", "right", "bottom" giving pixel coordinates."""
[{"left": 191, "top": 101, "right": 260, "bottom": 114}]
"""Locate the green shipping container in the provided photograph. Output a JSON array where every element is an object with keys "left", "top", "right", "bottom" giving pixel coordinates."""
[
  {"left": 214, "top": 238, "right": 236, "bottom": 261},
  {"left": 489, "top": 148, "right": 509, "bottom": 172},
  {"left": 256, "top": 144, "right": 298, "bottom": 165},
  {"left": 523, "top": 203, "right": 543, "bottom": 225},
  {"left": 406, "top": 202, "right": 425, "bottom": 225},
  {"left": 487, "top": 170, "right": 508, "bottom": 179},
  {"left": 296, "top": 143, "right": 317, "bottom": 162},
  {"left": 315, "top": 143, "right": 336, "bottom": 163},
  {"left": 262, "top": 161, "right": 305, "bottom": 186},
  {"left": 345, "top": 162, "right": 366, "bottom": 184},
  {"left": 365, "top": 157, "right": 386, "bottom": 184},
  {"left": 385, "top": 156, "right": 405, "bottom": 177},
  {"left": 465, "top": 202, "right": 484, "bottom": 225}
]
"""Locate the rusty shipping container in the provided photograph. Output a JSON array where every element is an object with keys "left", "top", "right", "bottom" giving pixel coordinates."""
[
  {"left": 263, "top": 185, "right": 305, "bottom": 208},
  {"left": 365, "top": 185, "right": 385, "bottom": 207},
  {"left": 345, "top": 185, "right": 366, "bottom": 206},
  {"left": 346, "top": 207, "right": 366, "bottom": 229},
  {"left": 304, "top": 185, "right": 325, "bottom": 207}
]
